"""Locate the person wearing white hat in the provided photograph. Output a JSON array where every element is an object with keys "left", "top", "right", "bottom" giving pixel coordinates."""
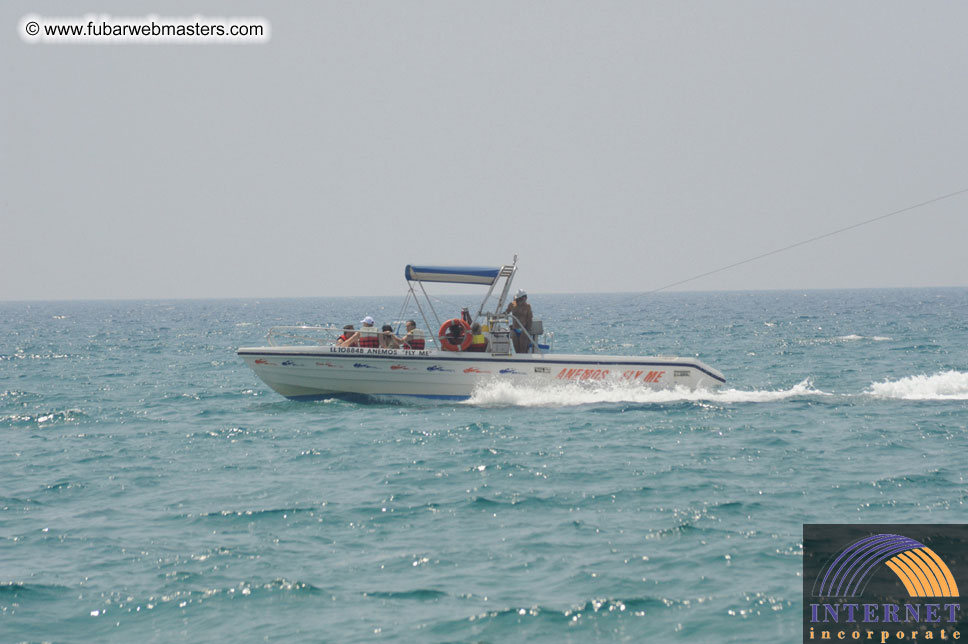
[
  {"left": 504, "top": 290, "right": 533, "bottom": 353},
  {"left": 339, "top": 316, "right": 380, "bottom": 348}
]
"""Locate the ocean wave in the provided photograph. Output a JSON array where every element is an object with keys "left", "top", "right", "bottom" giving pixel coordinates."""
[
  {"left": 0, "top": 351, "right": 72, "bottom": 361},
  {"left": 458, "top": 596, "right": 664, "bottom": 627},
  {"left": 0, "top": 581, "right": 71, "bottom": 598},
  {"left": 866, "top": 370, "right": 968, "bottom": 400},
  {"left": 0, "top": 408, "right": 87, "bottom": 427},
  {"left": 44, "top": 479, "right": 83, "bottom": 493},
  {"left": 417, "top": 596, "right": 691, "bottom": 644},
  {"left": 0, "top": 389, "right": 43, "bottom": 401},
  {"left": 85, "top": 578, "right": 324, "bottom": 618},
  {"left": 464, "top": 379, "right": 828, "bottom": 407},
  {"left": 803, "top": 334, "right": 893, "bottom": 345},
  {"left": 363, "top": 588, "right": 447, "bottom": 600},
  {"left": 871, "top": 470, "right": 952, "bottom": 488},
  {"left": 189, "top": 507, "right": 320, "bottom": 523},
  {"left": 467, "top": 494, "right": 559, "bottom": 509}
]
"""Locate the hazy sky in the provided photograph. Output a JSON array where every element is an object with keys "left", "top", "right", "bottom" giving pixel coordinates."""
[{"left": 4, "top": 1, "right": 967, "bottom": 300}]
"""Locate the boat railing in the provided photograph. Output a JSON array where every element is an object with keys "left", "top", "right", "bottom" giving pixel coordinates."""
[
  {"left": 541, "top": 331, "right": 554, "bottom": 352},
  {"left": 266, "top": 324, "right": 440, "bottom": 349},
  {"left": 267, "top": 325, "right": 343, "bottom": 347},
  {"left": 265, "top": 322, "right": 551, "bottom": 353}
]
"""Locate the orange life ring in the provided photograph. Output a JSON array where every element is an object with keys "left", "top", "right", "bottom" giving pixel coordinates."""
[{"left": 438, "top": 318, "right": 473, "bottom": 351}]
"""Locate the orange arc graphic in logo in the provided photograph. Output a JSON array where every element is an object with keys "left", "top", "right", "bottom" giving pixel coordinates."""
[
  {"left": 884, "top": 547, "right": 960, "bottom": 598},
  {"left": 463, "top": 367, "right": 490, "bottom": 374}
]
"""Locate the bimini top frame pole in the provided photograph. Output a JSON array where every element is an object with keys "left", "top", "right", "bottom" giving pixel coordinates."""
[
  {"left": 404, "top": 257, "right": 517, "bottom": 322},
  {"left": 490, "top": 256, "right": 518, "bottom": 317},
  {"left": 402, "top": 257, "right": 538, "bottom": 354}
]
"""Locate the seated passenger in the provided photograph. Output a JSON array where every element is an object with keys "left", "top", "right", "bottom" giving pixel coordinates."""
[
  {"left": 380, "top": 324, "right": 400, "bottom": 349},
  {"left": 340, "top": 316, "right": 380, "bottom": 348},
  {"left": 357, "top": 317, "right": 380, "bottom": 348},
  {"left": 399, "top": 320, "right": 425, "bottom": 350},
  {"left": 337, "top": 324, "right": 356, "bottom": 347},
  {"left": 445, "top": 320, "right": 466, "bottom": 350},
  {"left": 467, "top": 322, "right": 488, "bottom": 352}
]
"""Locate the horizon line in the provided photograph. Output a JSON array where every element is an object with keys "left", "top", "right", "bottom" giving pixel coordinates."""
[{"left": 2, "top": 283, "right": 967, "bottom": 305}]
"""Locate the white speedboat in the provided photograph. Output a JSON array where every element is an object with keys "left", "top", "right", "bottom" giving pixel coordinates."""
[{"left": 238, "top": 260, "right": 725, "bottom": 400}]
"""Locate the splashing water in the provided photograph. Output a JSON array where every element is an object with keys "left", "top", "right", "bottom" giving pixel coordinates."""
[
  {"left": 867, "top": 370, "right": 968, "bottom": 400},
  {"left": 465, "top": 378, "right": 827, "bottom": 407}
]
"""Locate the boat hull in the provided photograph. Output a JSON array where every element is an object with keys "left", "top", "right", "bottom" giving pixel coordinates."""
[{"left": 237, "top": 345, "right": 725, "bottom": 400}]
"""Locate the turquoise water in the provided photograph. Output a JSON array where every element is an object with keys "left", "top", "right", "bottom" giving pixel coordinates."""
[{"left": 2, "top": 289, "right": 967, "bottom": 643}]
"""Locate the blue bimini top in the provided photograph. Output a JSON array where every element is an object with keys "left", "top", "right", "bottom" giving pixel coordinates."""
[{"left": 404, "top": 265, "right": 501, "bottom": 285}]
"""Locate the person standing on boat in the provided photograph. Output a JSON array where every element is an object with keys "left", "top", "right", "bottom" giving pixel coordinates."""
[
  {"left": 399, "top": 320, "right": 425, "bottom": 350},
  {"left": 505, "top": 289, "right": 533, "bottom": 353}
]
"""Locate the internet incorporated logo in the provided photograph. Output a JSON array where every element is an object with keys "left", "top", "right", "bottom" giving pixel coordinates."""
[
  {"left": 815, "top": 534, "right": 959, "bottom": 599},
  {"left": 803, "top": 525, "right": 966, "bottom": 644}
]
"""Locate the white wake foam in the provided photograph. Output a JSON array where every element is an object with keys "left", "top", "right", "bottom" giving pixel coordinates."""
[
  {"left": 809, "top": 334, "right": 893, "bottom": 345},
  {"left": 867, "top": 370, "right": 968, "bottom": 400},
  {"left": 464, "top": 378, "right": 827, "bottom": 407}
]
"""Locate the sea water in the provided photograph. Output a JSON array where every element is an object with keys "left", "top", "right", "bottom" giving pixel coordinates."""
[{"left": 2, "top": 289, "right": 967, "bottom": 643}]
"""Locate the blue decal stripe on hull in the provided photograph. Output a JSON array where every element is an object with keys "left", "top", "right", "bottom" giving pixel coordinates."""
[{"left": 287, "top": 392, "right": 470, "bottom": 402}]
